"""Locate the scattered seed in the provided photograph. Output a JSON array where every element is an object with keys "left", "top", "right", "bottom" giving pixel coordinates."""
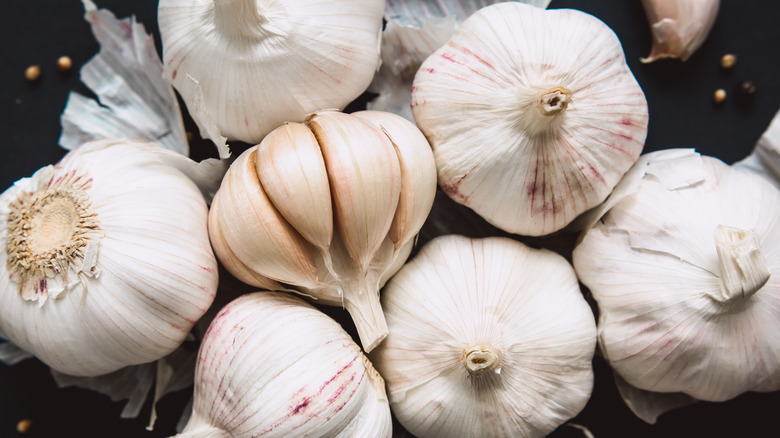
[
  {"left": 24, "top": 65, "right": 41, "bottom": 82},
  {"left": 736, "top": 80, "right": 757, "bottom": 99},
  {"left": 16, "top": 419, "right": 32, "bottom": 433},
  {"left": 57, "top": 56, "right": 73, "bottom": 73},
  {"left": 713, "top": 89, "right": 726, "bottom": 104},
  {"left": 720, "top": 54, "right": 737, "bottom": 69}
]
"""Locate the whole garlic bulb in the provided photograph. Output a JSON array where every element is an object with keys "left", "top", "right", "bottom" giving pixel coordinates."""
[
  {"left": 640, "top": 0, "right": 720, "bottom": 63},
  {"left": 176, "top": 292, "right": 391, "bottom": 438},
  {"left": 573, "top": 149, "right": 780, "bottom": 403},
  {"left": 158, "top": 0, "right": 384, "bottom": 144},
  {"left": 208, "top": 110, "right": 437, "bottom": 352},
  {"left": 411, "top": 2, "right": 648, "bottom": 236},
  {"left": 372, "top": 235, "right": 597, "bottom": 438},
  {"left": 0, "top": 139, "right": 218, "bottom": 376}
]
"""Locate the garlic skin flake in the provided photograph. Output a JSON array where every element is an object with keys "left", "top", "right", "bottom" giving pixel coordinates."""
[
  {"left": 0, "top": 139, "right": 218, "bottom": 376},
  {"left": 176, "top": 292, "right": 391, "bottom": 438},
  {"left": 573, "top": 150, "right": 780, "bottom": 404},
  {"left": 158, "top": 0, "right": 384, "bottom": 145},
  {"left": 411, "top": 2, "right": 648, "bottom": 237},
  {"left": 208, "top": 110, "right": 437, "bottom": 352},
  {"left": 640, "top": 0, "right": 720, "bottom": 63},
  {"left": 372, "top": 235, "right": 597, "bottom": 438}
]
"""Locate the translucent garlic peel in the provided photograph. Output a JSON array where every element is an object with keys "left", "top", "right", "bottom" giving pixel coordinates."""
[
  {"left": 208, "top": 110, "right": 437, "bottom": 352},
  {"left": 640, "top": 0, "right": 720, "bottom": 63},
  {"left": 411, "top": 3, "right": 648, "bottom": 236},
  {"left": 176, "top": 292, "right": 391, "bottom": 438},
  {"left": 372, "top": 235, "right": 597, "bottom": 438},
  {"left": 0, "top": 139, "right": 218, "bottom": 376},
  {"left": 158, "top": 0, "right": 384, "bottom": 144},
  {"left": 573, "top": 150, "right": 780, "bottom": 402}
]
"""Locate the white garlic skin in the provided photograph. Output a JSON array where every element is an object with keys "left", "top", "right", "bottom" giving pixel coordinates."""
[
  {"left": 641, "top": 0, "right": 720, "bottom": 63},
  {"left": 176, "top": 292, "right": 391, "bottom": 438},
  {"left": 0, "top": 139, "right": 218, "bottom": 376},
  {"left": 158, "top": 0, "right": 384, "bottom": 144},
  {"left": 411, "top": 2, "right": 648, "bottom": 237},
  {"left": 372, "top": 235, "right": 597, "bottom": 438},
  {"left": 574, "top": 150, "right": 780, "bottom": 402}
]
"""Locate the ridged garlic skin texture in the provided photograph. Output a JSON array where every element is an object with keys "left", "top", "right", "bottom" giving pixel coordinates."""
[
  {"left": 411, "top": 2, "right": 648, "bottom": 236},
  {"left": 177, "top": 292, "right": 391, "bottom": 438},
  {"left": 372, "top": 235, "right": 597, "bottom": 438},
  {"left": 0, "top": 139, "right": 218, "bottom": 377},
  {"left": 158, "top": 0, "right": 384, "bottom": 144},
  {"left": 574, "top": 151, "right": 780, "bottom": 402}
]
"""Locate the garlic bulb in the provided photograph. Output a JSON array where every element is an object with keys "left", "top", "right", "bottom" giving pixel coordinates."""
[
  {"left": 411, "top": 2, "right": 648, "bottom": 236},
  {"left": 0, "top": 139, "right": 218, "bottom": 376},
  {"left": 372, "top": 235, "right": 597, "bottom": 438},
  {"left": 640, "top": 0, "right": 720, "bottom": 63},
  {"left": 158, "top": 0, "right": 384, "bottom": 145},
  {"left": 208, "top": 110, "right": 437, "bottom": 352},
  {"left": 573, "top": 149, "right": 780, "bottom": 405},
  {"left": 176, "top": 292, "right": 391, "bottom": 438}
]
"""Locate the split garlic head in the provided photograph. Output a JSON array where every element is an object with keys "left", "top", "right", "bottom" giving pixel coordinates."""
[
  {"left": 372, "top": 235, "right": 597, "bottom": 438},
  {"left": 411, "top": 2, "right": 648, "bottom": 236},
  {"left": 158, "top": 0, "right": 384, "bottom": 144},
  {"left": 177, "top": 292, "right": 391, "bottom": 438},
  {"left": 641, "top": 0, "right": 720, "bottom": 63},
  {"left": 208, "top": 110, "right": 437, "bottom": 352},
  {"left": 0, "top": 139, "right": 218, "bottom": 376},
  {"left": 573, "top": 150, "right": 780, "bottom": 402}
]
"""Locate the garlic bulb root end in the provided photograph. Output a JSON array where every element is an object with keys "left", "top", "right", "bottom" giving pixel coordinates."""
[
  {"left": 462, "top": 344, "right": 502, "bottom": 375},
  {"left": 714, "top": 225, "right": 770, "bottom": 302}
]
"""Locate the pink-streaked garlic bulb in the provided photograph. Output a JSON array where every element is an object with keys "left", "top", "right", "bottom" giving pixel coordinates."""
[
  {"left": 411, "top": 2, "right": 648, "bottom": 237},
  {"left": 175, "top": 292, "right": 391, "bottom": 438},
  {"left": 641, "top": 0, "right": 720, "bottom": 63}
]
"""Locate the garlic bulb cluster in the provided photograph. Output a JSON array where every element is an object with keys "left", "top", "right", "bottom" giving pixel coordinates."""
[
  {"left": 176, "top": 292, "right": 391, "bottom": 438},
  {"left": 372, "top": 235, "right": 597, "bottom": 438},
  {"left": 208, "top": 110, "right": 437, "bottom": 352},
  {"left": 640, "top": 0, "right": 720, "bottom": 63},
  {"left": 0, "top": 139, "right": 218, "bottom": 377},
  {"left": 158, "top": 0, "right": 384, "bottom": 145},
  {"left": 573, "top": 149, "right": 780, "bottom": 407},
  {"left": 411, "top": 2, "right": 648, "bottom": 236}
]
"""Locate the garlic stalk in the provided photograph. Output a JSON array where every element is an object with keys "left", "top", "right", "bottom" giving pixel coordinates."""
[
  {"left": 411, "top": 2, "right": 648, "bottom": 236},
  {"left": 157, "top": 0, "right": 384, "bottom": 145},
  {"left": 208, "top": 110, "right": 437, "bottom": 352},
  {"left": 175, "top": 292, "right": 391, "bottom": 438},
  {"left": 0, "top": 139, "right": 218, "bottom": 376},
  {"left": 640, "top": 0, "right": 720, "bottom": 63},
  {"left": 372, "top": 235, "right": 597, "bottom": 438},
  {"left": 573, "top": 149, "right": 780, "bottom": 413}
]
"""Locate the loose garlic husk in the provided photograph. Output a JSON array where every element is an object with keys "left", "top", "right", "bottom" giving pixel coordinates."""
[
  {"left": 372, "top": 235, "right": 597, "bottom": 438},
  {"left": 411, "top": 2, "right": 648, "bottom": 237},
  {"left": 208, "top": 110, "right": 437, "bottom": 352},
  {"left": 0, "top": 139, "right": 218, "bottom": 377},
  {"left": 157, "top": 0, "right": 384, "bottom": 145},
  {"left": 640, "top": 0, "right": 720, "bottom": 63},
  {"left": 175, "top": 292, "right": 391, "bottom": 438},
  {"left": 573, "top": 149, "right": 780, "bottom": 418}
]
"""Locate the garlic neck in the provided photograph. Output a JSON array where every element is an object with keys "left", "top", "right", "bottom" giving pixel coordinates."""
[
  {"left": 213, "top": 0, "right": 268, "bottom": 40},
  {"left": 518, "top": 85, "right": 572, "bottom": 136},
  {"left": 713, "top": 225, "right": 770, "bottom": 303},
  {"left": 462, "top": 345, "right": 502, "bottom": 375}
]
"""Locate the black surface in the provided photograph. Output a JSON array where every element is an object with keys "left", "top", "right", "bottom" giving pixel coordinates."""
[{"left": 1, "top": 1, "right": 779, "bottom": 437}]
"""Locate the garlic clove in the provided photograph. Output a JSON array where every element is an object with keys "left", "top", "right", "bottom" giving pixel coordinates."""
[
  {"left": 211, "top": 146, "right": 319, "bottom": 288},
  {"left": 352, "top": 110, "right": 437, "bottom": 252},
  {"left": 640, "top": 0, "right": 720, "bottom": 63},
  {"left": 255, "top": 122, "right": 336, "bottom": 276}
]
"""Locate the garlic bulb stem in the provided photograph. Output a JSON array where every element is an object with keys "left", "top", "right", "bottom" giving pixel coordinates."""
[
  {"left": 344, "top": 286, "right": 388, "bottom": 353},
  {"left": 714, "top": 225, "right": 770, "bottom": 302},
  {"left": 517, "top": 85, "right": 573, "bottom": 137},
  {"left": 213, "top": 0, "right": 269, "bottom": 39},
  {"left": 462, "top": 345, "right": 501, "bottom": 375},
  {"left": 538, "top": 86, "right": 572, "bottom": 116}
]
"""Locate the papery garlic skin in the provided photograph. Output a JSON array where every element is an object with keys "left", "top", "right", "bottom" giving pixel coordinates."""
[
  {"left": 574, "top": 150, "right": 780, "bottom": 402},
  {"left": 176, "top": 292, "right": 391, "bottom": 438},
  {"left": 372, "top": 235, "right": 597, "bottom": 438},
  {"left": 208, "top": 110, "right": 437, "bottom": 352},
  {"left": 0, "top": 139, "right": 218, "bottom": 376},
  {"left": 641, "top": 0, "right": 720, "bottom": 63},
  {"left": 411, "top": 2, "right": 648, "bottom": 236},
  {"left": 158, "top": 0, "right": 384, "bottom": 144}
]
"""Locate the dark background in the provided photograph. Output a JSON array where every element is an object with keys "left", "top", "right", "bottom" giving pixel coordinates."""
[{"left": 1, "top": 0, "right": 779, "bottom": 437}]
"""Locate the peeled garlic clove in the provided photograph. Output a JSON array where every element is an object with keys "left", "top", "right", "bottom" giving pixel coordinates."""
[
  {"left": 640, "top": 0, "right": 720, "bottom": 63},
  {"left": 573, "top": 150, "right": 780, "bottom": 405},
  {"left": 0, "top": 139, "right": 218, "bottom": 376},
  {"left": 158, "top": 0, "right": 384, "bottom": 144},
  {"left": 176, "top": 292, "right": 392, "bottom": 438},
  {"left": 372, "top": 235, "right": 597, "bottom": 438},
  {"left": 411, "top": 2, "right": 648, "bottom": 236}
]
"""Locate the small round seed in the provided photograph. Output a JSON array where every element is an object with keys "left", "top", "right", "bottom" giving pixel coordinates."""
[
  {"left": 736, "top": 80, "right": 757, "bottom": 99},
  {"left": 24, "top": 65, "right": 41, "bottom": 82},
  {"left": 720, "top": 54, "right": 737, "bottom": 69},
  {"left": 17, "top": 419, "right": 32, "bottom": 433},
  {"left": 713, "top": 89, "right": 726, "bottom": 104},
  {"left": 57, "top": 56, "right": 73, "bottom": 73}
]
